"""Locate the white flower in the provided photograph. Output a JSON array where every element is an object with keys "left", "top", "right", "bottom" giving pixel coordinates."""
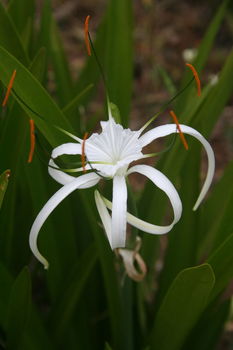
[{"left": 29, "top": 116, "right": 215, "bottom": 269}]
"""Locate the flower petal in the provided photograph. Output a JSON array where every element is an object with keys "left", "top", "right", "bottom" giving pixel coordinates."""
[
  {"left": 118, "top": 237, "right": 147, "bottom": 282},
  {"left": 118, "top": 248, "right": 147, "bottom": 282},
  {"left": 111, "top": 175, "right": 128, "bottom": 249},
  {"left": 139, "top": 124, "right": 215, "bottom": 210},
  {"left": 49, "top": 160, "right": 91, "bottom": 186},
  {"left": 29, "top": 172, "right": 100, "bottom": 269},
  {"left": 101, "top": 164, "right": 182, "bottom": 235},
  {"left": 49, "top": 142, "right": 82, "bottom": 185},
  {"left": 94, "top": 190, "right": 112, "bottom": 247},
  {"left": 52, "top": 142, "right": 82, "bottom": 159}
]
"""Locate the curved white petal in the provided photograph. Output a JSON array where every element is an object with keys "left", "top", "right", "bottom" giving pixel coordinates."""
[
  {"left": 51, "top": 142, "right": 82, "bottom": 159},
  {"left": 111, "top": 176, "right": 128, "bottom": 249},
  {"left": 94, "top": 190, "right": 112, "bottom": 247},
  {"left": 49, "top": 160, "right": 75, "bottom": 185},
  {"left": 29, "top": 173, "right": 100, "bottom": 269},
  {"left": 101, "top": 164, "right": 182, "bottom": 235},
  {"left": 49, "top": 160, "right": 91, "bottom": 186},
  {"left": 49, "top": 142, "right": 82, "bottom": 185},
  {"left": 139, "top": 124, "right": 215, "bottom": 210}
]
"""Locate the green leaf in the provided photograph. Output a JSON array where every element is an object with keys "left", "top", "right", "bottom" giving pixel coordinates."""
[
  {"left": 176, "top": 0, "right": 229, "bottom": 112},
  {"left": 6, "top": 267, "right": 31, "bottom": 350},
  {"left": 194, "top": 50, "right": 233, "bottom": 137},
  {"left": 140, "top": 49, "right": 233, "bottom": 280},
  {"left": 62, "top": 84, "right": 94, "bottom": 117},
  {"left": 0, "top": 263, "right": 53, "bottom": 350},
  {"left": 0, "top": 2, "right": 29, "bottom": 65},
  {"left": 8, "top": 0, "right": 35, "bottom": 35},
  {"left": 90, "top": 218, "right": 126, "bottom": 349},
  {"left": 0, "top": 46, "right": 72, "bottom": 146},
  {"left": 74, "top": 17, "right": 106, "bottom": 104},
  {"left": 156, "top": 65, "right": 177, "bottom": 96},
  {"left": 95, "top": 240, "right": 126, "bottom": 349},
  {"left": 155, "top": 150, "right": 201, "bottom": 306},
  {"left": 50, "top": 18, "right": 73, "bottom": 106},
  {"left": 29, "top": 47, "right": 47, "bottom": 82},
  {"left": 110, "top": 102, "right": 121, "bottom": 123},
  {"left": 36, "top": 0, "right": 52, "bottom": 52},
  {"left": 191, "top": 0, "right": 229, "bottom": 72},
  {"left": 208, "top": 232, "right": 233, "bottom": 302},
  {"left": 0, "top": 262, "right": 13, "bottom": 327},
  {"left": 150, "top": 264, "right": 215, "bottom": 350},
  {"left": 183, "top": 300, "right": 230, "bottom": 350},
  {"left": 105, "top": 343, "right": 113, "bottom": 350},
  {"left": 198, "top": 160, "right": 233, "bottom": 256},
  {"left": 0, "top": 102, "right": 29, "bottom": 266},
  {"left": 0, "top": 170, "right": 10, "bottom": 209},
  {"left": 105, "top": 0, "right": 133, "bottom": 126},
  {"left": 50, "top": 244, "right": 98, "bottom": 342}
]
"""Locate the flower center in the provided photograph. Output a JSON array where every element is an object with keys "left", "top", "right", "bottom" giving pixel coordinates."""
[{"left": 85, "top": 119, "right": 143, "bottom": 177}]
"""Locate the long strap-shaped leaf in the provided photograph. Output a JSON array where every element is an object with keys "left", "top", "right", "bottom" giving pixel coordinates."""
[
  {"left": 0, "top": 46, "right": 72, "bottom": 147},
  {"left": 149, "top": 264, "right": 215, "bottom": 350},
  {"left": 6, "top": 267, "right": 31, "bottom": 350},
  {"left": 105, "top": 0, "right": 133, "bottom": 126},
  {"left": 0, "top": 3, "right": 29, "bottom": 65},
  {"left": 49, "top": 244, "right": 97, "bottom": 344}
]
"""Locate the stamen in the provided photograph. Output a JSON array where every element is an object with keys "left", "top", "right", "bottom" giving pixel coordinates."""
[
  {"left": 185, "top": 63, "right": 201, "bottom": 97},
  {"left": 169, "top": 110, "right": 189, "bottom": 150},
  {"left": 84, "top": 15, "right": 91, "bottom": 56},
  {"left": 2, "top": 69, "right": 17, "bottom": 107},
  {"left": 140, "top": 76, "right": 195, "bottom": 134},
  {"left": 84, "top": 17, "right": 113, "bottom": 120},
  {"left": 28, "top": 119, "right": 36, "bottom": 163},
  {"left": 81, "top": 132, "right": 89, "bottom": 173}
]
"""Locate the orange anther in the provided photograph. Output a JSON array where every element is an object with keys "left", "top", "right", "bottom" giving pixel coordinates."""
[
  {"left": 28, "top": 119, "right": 35, "bottom": 163},
  {"left": 185, "top": 63, "right": 201, "bottom": 97},
  {"left": 84, "top": 15, "right": 91, "bottom": 56},
  {"left": 169, "top": 110, "right": 189, "bottom": 150},
  {"left": 2, "top": 69, "right": 17, "bottom": 107},
  {"left": 81, "top": 132, "right": 89, "bottom": 172}
]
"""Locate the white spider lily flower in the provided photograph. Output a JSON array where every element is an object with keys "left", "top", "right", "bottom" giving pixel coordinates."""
[{"left": 29, "top": 116, "right": 215, "bottom": 269}]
